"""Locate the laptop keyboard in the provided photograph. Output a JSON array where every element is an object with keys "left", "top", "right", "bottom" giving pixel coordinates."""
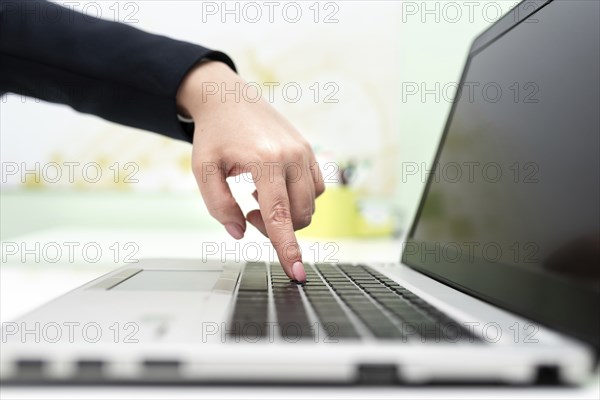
[{"left": 230, "top": 262, "right": 479, "bottom": 343}]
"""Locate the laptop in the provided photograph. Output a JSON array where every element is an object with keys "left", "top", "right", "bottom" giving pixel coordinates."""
[{"left": 1, "top": 0, "right": 598, "bottom": 385}]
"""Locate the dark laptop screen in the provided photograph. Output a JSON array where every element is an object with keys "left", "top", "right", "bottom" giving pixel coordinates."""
[{"left": 404, "top": 0, "right": 599, "bottom": 348}]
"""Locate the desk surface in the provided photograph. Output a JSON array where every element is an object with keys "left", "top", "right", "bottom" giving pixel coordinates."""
[{"left": 1, "top": 228, "right": 598, "bottom": 399}]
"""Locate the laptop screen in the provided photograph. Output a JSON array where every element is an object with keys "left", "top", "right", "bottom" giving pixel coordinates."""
[{"left": 404, "top": 0, "right": 599, "bottom": 348}]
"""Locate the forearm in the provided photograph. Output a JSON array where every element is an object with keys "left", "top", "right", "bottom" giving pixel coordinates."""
[{"left": 0, "top": 0, "right": 235, "bottom": 142}]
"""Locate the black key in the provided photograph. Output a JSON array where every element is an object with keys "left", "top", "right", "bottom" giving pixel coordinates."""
[
  {"left": 271, "top": 278, "right": 313, "bottom": 340},
  {"left": 369, "top": 325, "right": 405, "bottom": 339},
  {"left": 350, "top": 306, "right": 381, "bottom": 316},
  {"left": 352, "top": 310, "right": 403, "bottom": 339},
  {"left": 322, "top": 278, "right": 344, "bottom": 283},
  {"left": 313, "top": 304, "right": 344, "bottom": 313},
  {"left": 394, "top": 310, "right": 432, "bottom": 323},
  {"left": 332, "top": 281, "right": 358, "bottom": 287},
  {"left": 303, "top": 288, "right": 332, "bottom": 294},
  {"left": 278, "top": 322, "right": 313, "bottom": 339},
  {"left": 352, "top": 279, "right": 379, "bottom": 284},
  {"left": 304, "top": 281, "right": 326, "bottom": 287},
  {"left": 321, "top": 321, "right": 360, "bottom": 339},
  {"left": 312, "top": 313, "right": 359, "bottom": 339},
  {"left": 305, "top": 288, "right": 333, "bottom": 294},
  {"left": 239, "top": 275, "right": 267, "bottom": 292},
  {"left": 333, "top": 290, "right": 362, "bottom": 296}
]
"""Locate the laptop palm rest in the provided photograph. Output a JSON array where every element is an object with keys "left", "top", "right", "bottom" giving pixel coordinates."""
[{"left": 110, "top": 270, "right": 222, "bottom": 292}]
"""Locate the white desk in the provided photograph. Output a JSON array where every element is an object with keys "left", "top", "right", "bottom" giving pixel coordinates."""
[{"left": 1, "top": 228, "right": 598, "bottom": 399}]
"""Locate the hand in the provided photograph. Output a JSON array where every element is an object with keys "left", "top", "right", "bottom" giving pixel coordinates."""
[{"left": 177, "top": 61, "right": 325, "bottom": 282}]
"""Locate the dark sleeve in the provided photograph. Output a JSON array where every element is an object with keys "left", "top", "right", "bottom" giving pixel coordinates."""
[{"left": 0, "top": 0, "right": 236, "bottom": 143}]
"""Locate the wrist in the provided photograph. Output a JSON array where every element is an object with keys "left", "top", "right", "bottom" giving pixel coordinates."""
[{"left": 176, "top": 60, "right": 237, "bottom": 120}]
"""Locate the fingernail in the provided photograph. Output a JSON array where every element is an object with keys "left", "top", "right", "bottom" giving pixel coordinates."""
[
  {"left": 292, "top": 261, "right": 306, "bottom": 283},
  {"left": 224, "top": 223, "right": 244, "bottom": 240}
]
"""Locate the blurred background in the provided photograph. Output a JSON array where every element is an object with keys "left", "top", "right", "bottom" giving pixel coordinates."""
[{"left": 0, "top": 0, "right": 518, "bottom": 240}]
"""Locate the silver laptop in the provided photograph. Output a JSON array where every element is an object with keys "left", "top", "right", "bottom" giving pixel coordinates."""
[{"left": 2, "top": 0, "right": 598, "bottom": 385}]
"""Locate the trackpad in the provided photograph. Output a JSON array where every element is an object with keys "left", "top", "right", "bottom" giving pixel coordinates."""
[{"left": 111, "top": 270, "right": 221, "bottom": 291}]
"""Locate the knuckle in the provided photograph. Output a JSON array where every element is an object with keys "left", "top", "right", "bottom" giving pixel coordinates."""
[
  {"left": 267, "top": 199, "right": 293, "bottom": 227},
  {"left": 256, "top": 145, "right": 284, "bottom": 162},
  {"left": 293, "top": 211, "right": 312, "bottom": 230},
  {"left": 256, "top": 142, "right": 306, "bottom": 162},
  {"left": 289, "top": 144, "right": 306, "bottom": 159}
]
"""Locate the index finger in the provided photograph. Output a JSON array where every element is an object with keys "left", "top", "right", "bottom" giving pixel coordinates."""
[{"left": 253, "top": 164, "right": 306, "bottom": 282}]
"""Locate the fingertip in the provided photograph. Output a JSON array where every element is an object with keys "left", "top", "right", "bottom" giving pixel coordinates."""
[
  {"left": 292, "top": 261, "right": 306, "bottom": 283},
  {"left": 224, "top": 223, "right": 244, "bottom": 240}
]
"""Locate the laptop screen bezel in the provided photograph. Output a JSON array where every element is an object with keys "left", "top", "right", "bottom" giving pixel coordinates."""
[{"left": 402, "top": 0, "right": 600, "bottom": 351}]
